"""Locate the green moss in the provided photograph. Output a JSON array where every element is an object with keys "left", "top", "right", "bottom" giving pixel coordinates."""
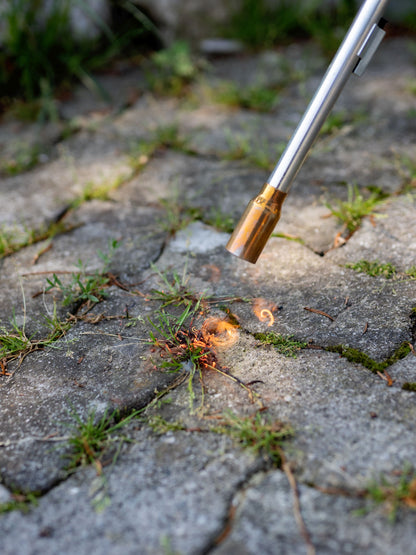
[
  {"left": 346, "top": 259, "right": 397, "bottom": 279},
  {"left": 254, "top": 332, "right": 307, "bottom": 358},
  {"left": 402, "top": 382, "right": 416, "bottom": 392},
  {"left": 147, "top": 415, "right": 186, "bottom": 434},
  {"left": 326, "top": 342, "right": 411, "bottom": 374}
]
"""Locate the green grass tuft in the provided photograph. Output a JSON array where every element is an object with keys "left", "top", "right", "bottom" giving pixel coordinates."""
[
  {"left": 218, "top": 411, "right": 293, "bottom": 467},
  {"left": 326, "top": 184, "right": 388, "bottom": 234},
  {"left": 346, "top": 260, "right": 397, "bottom": 279}
]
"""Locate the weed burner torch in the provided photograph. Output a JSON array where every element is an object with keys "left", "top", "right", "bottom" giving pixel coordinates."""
[{"left": 226, "top": 0, "right": 390, "bottom": 263}]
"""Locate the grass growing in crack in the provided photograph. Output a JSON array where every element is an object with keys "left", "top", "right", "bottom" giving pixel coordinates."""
[
  {"left": 213, "top": 81, "right": 280, "bottom": 112},
  {"left": 159, "top": 192, "right": 235, "bottom": 235},
  {"left": 254, "top": 332, "right": 307, "bottom": 358},
  {"left": 203, "top": 208, "right": 236, "bottom": 234},
  {"left": 357, "top": 466, "right": 416, "bottom": 522},
  {"left": 45, "top": 239, "right": 119, "bottom": 308},
  {"left": 148, "top": 303, "right": 207, "bottom": 412},
  {"left": 224, "top": 131, "right": 285, "bottom": 171},
  {"left": 128, "top": 124, "right": 191, "bottom": 172},
  {"left": 225, "top": 131, "right": 286, "bottom": 170},
  {"left": 0, "top": 492, "right": 39, "bottom": 515},
  {"left": 326, "top": 342, "right": 412, "bottom": 374},
  {"left": 346, "top": 260, "right": 397, "bottom": 279},
  {"left": 0, "top": 221, "right": 70, "bottom": 259},
  {"left": 326, "top": 184, "right": 388, "bottom": 234},
  {"left": 158, "top": 197, "right": 203, "bottom": 236},
  {"left": 346, "top": 260, "right": 416, "bottom": 280},
  {"left": 218, "top": 411, "right": 293, "bottom": 467},
  {"left": 73, "top": 174, "right": 129, "bottom": 206},
  {"left": 0, "top": 302, "right": 71, "bottom": 376},
  {"left": 66, "top": 407, "right": 141, "bottom": 474},
  {"left": 394, "top": 153, "right": 416, "bottom": 192},
  {"left": 0, "top": 311, "right": 32, "bottom": 359},
  {"left": 150, "top": 264, "right": 208, "bottom": 308}
]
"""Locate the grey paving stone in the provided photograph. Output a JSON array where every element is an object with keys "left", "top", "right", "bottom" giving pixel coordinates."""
[
  {"left": 213, "top": 470, "right": 416, "bottom": 555},
  {"left": 0, "top": 428, "right": 260, "bottom": 555}
]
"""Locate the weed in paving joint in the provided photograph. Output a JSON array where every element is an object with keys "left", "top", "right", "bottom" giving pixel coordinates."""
[
  {"left": 0, "top": 143, "right": 44, "bottom": 176},
  {"left": 150, "top": 264, "right": 208, "bottom": 309},
  {"left": 66, "top": 407, "right": 142, "bottom": 474},
  {"left": 346, "top": 259, "right": 397, "bottom": 279},
  {"left": 45, "top": 239, "right": 119, "bottom": 308},
  {"left": 159, "top": 193, "right": 236, "bottom": 235},
  {"left": 326, "top": 184, "right": 388, "bottom": 234},
  {"left": 224, "top": 131, "right": 286, "bottom": 171},
  {"left": 225, "top": 0, "right": 356, "bottom": 53},
  {"left": 213, "top": 81, "right": 280, "bottom": 112},
  {"left": 217, "top": 411, "right": 293, "bottom": 467},
  {"left": 0, "top": 220, "right": 70, "bottom": 260},
  {"left": 129, "top": 125, "right": 191, "bottom": 172},
  {"left": 0, "top": 492, "right": 39, "bottom": 515},
  {"left": 357, "top": 466, "right": 416, "bottom": 522},
  {"left": 346, "top": 260, "right": 416, "bottom": 280},
  {"left": 0, "top": 303, "right": 71, "bottom": 374}
]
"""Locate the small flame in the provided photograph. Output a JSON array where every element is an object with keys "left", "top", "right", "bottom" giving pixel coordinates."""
[
  {"left": 202, "top": 317, "right": 239, "bottom": 349},
  {"left": 253, "top": 298, "right": 276, "bottom": 327}
]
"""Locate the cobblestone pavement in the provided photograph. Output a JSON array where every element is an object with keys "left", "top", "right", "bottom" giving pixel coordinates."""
[{"left": 0, "top": 35, "right": 416, "bottom": 554}]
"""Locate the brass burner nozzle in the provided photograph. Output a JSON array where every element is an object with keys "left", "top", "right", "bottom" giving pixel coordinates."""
[{"left": 226, "top": 184, "right": 287, "bottom": 264}]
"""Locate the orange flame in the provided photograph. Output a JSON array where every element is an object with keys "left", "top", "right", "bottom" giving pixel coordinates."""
[
  {"left": 253, "top": 298, "right": 276, "bottom": 327},
  {"left": 202, "top": 317, "right": 239, "bottom": 349}
]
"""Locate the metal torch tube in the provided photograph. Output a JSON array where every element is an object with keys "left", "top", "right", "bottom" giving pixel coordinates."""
[
  {"left": 226, "top": 0, "right": 390, "bottom": 263},
  {"left": 268, "top": 0, "right": 389, "bottom": 192}
]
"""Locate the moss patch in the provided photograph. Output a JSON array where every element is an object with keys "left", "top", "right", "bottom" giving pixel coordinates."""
[
  {"left": 326, "top": 342, "right": 411, "bottom": 374},
  {"left": 254, "top": 332, "right": 307, "bottom": 358},
  {"left": 402, "top": 382, "right": 416, "bottom": 392}
]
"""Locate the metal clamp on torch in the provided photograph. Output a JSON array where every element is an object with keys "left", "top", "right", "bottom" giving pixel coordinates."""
[{"left": 226, "top": 0, "right": 390, "bottom": 263}]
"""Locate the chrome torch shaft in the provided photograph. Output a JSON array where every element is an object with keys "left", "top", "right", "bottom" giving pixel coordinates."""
[{"left": 226, "top": 0, "right": 390, "bottom": 263}]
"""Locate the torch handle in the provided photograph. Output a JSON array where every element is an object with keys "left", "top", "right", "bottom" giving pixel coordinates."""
[{"left": 268, "top": 0, "right": 389, "bottom": 192}]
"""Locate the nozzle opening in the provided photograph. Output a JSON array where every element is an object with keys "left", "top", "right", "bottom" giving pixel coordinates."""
[{"left": 226, "top": 184, "right": 287, "bottom": 264}]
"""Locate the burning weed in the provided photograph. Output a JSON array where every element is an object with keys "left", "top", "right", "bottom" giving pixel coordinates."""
[
  {"left": 252, "top": 297, "right": 278, "bottom": 327},
  {"left": 148, "top": 303, "right": 259, "bottom": 414}
]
